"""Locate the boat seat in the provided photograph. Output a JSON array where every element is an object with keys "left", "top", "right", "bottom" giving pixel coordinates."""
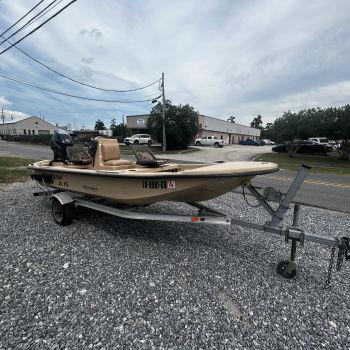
[
  {"left": 66, "top": 146, "right": 91, "bottom": 165},
  {"left": 99, "top": 138, "right": 132, "bottom": 167},
  {"left": 132, "top": 144, "right": 167, "bottom": 167}
]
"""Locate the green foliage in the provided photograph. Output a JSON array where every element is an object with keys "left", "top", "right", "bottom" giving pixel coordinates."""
[
  {"left": 94, "top": 118, "right": 106, "bottom": 130},
  {"left": 4, "top": 134, "right": 52, "bottom": 145},
  {"left": 147, "top": 100, "right": 200, "bottom": 150},
  {"left": 110, "top": 119, "right": 129, "bottom": 139},
  {"left": 250, "top": 115, "right": 263, "bottom": 129},
  {"left": 262, "top": 105, "right": 350, "bottom": 160}
]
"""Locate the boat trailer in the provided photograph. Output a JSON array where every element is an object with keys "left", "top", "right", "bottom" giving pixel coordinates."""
[{"left": 33, "top": 165, "right": 349, "bottom": 286}]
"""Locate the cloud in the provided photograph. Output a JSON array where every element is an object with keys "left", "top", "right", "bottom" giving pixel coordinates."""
[
  {"left": 81, "top": 57, "right": 94, "bottom": 64},
  {"left": 0, "top": 96, "right": 12, "bottom": 107},
  {"left": 79, "top": 28, "right": 103, "bottom": 40},
  {"left": 0, "top": 0, "right": 349, "bottom": 128}
]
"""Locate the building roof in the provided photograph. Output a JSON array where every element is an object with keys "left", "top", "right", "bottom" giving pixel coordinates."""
[{"left": 1, "top": 115, "right": 55, "bottom": 126}]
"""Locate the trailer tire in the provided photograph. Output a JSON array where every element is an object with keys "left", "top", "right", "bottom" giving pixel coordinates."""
[
  {"left": 277, "top": 260, "right": 297, "bottom": 279},
  {"left": 214, "top": 142, "right": 219, "bottom": 148},
  {"left": 51, "top": 198, "right": 73, "bottom": 226}
]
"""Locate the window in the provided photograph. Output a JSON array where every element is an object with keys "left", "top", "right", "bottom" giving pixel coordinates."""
[
  {"left": 32, "top": 130, "right": 35, "bottom": 135},
  {"left": 28, "top": 129, "right": 31, "bottom": 135},
  {"left": 23, "top": 129, "right": 26, "bottom": 135},
  {"left": 208, "top": 136, "right": 212, "bottom": 140},
  {"left": 213, "top": 136, "right": 218, "bottom": 139},
  {"left": 202, "top": 137, "right": 207, "bottom": 139}
]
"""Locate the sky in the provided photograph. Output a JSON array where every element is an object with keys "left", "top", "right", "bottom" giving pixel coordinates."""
[{"left": 0, "top": 0, "right": 349, "bottom": 129}]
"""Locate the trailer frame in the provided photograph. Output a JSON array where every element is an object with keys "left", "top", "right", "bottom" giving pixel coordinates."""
[{"left": 33, "top": 165, "right": 350, "bottom": 284}]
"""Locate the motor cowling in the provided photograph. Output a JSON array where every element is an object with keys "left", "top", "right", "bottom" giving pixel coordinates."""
[{"left": 49, "top": 129, "right": 73, "bottom": 163}]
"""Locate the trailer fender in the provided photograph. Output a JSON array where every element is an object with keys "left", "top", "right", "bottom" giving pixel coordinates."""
[{"left": 50, "top": 192, "right": 74, "bottom": 206}]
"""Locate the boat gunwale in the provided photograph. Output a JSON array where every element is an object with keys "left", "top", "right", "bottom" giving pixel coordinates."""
[{"left": 28, "top": 163, "right": 279, "bottom": 179}]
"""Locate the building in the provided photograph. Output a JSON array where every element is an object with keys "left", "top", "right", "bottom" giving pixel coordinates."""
[
  {"left": 126, "top": 114, "right": 260, "bottom": 144},
  {"left": 0, "top": 115, "right": 59, "bottom": 136}
]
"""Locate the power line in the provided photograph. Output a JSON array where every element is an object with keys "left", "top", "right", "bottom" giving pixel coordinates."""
[
  {"left": 0, "top": 0, "right": 45, "bottom": 37},
  {"left": 0, "top": 1, "right": 161, "bottom": 93},
  {"left": 0, "top": 0, "right": 77, "bottom": 56},
  {"left": 0, "top": 0, "right": 59, "bottom": 47},
  {"left": 19, "top": 0, "right": 65, "bottom": 33},
  {"left": 0, "top": 72, "right": 161, "bottom": 103},
  {"left": 0, "top": 36, "right": 161, "bottom": 93}
]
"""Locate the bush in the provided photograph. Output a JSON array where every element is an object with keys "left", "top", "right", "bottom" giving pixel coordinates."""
[
  {"left": 147, "top": 100, "right": 199, "bottom": 150},
  {"left": 4, "top": 134, "right": 52, "bottom": 145}
]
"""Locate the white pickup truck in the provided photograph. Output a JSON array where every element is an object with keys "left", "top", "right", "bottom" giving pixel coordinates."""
[{"left": 195, "top": 136, "right": 225, "bottom": 148}]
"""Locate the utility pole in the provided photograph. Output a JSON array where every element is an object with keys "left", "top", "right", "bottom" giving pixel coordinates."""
[
  {"left": 161, "top": 72, "right": 166, "bottom": 151},
  {"left": 1, "top": 109, "right": 4, "bottom": 124}
]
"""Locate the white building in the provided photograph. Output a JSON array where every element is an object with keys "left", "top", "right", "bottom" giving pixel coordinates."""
[
  {"left": 126, "top": 113, "right": 260, "bottom": 144},
  {"left": 0, "top": 115, "right": 59, "bottom": 136}
]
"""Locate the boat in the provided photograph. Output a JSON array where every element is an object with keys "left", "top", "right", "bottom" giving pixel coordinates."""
[
  {"left": 28, "top": 130, "right": 278, "bottom": 205},
  {"left": 27, "top": 131, "right": 350, "bottom": 282}
]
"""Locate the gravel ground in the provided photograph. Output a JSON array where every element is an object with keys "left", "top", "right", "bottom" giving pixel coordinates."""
[{"left": 0, "top": 182, "right": 349, "bottom": 350}]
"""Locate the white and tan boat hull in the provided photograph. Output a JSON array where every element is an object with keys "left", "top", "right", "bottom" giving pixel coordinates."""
[{"left": 29, "top": 161, "right": 278, "bottom": 205}]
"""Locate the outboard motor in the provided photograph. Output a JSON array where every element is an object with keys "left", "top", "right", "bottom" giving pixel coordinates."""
[{"left": 49, "top": 129, "right": 73, "bottom": 163}]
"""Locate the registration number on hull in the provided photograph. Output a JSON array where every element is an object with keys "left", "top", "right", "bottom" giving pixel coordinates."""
[{"left": 142, "top": 180, "right": 176, "bottom": 189}]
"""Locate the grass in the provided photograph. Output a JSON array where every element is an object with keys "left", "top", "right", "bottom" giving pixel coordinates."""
[
  {"left": 0, "top": 157, "right": 36, "bottom": 184},
  {"left": 256, "top": 152, "right": 350, "bottom": 175}
]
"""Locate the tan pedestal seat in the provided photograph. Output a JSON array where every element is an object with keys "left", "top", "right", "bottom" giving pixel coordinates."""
[
  {"left": 104, "top": 159, "right": 132, "bottom": 166},
  {"left": 94, "top": 137, "right": 133, "bottom": 169}
]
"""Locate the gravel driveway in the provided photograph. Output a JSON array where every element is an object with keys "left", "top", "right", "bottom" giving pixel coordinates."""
[{"left": 1, "top": 182, "right": 349, "bottom": 349}]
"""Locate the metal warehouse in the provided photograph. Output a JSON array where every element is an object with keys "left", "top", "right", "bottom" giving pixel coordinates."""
[
  {"left": 0, "top": 115, "right": 58, "bottom": 136},
  {"left": 126, "top": 114, "right": 260, "bottom": 144}
]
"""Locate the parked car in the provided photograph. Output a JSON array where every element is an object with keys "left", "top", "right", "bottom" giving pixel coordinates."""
[
  {"left": 272, "top": 140, "right": 333, "bottom": 154},
  {"left": 261, "top": 139, "right": 275, "bottom": 145},
  {"left": 308, "top": 137, "right": 330, "bottom": 146},
  {"left": 239, "top": 138, "right": 259, "bottom": 146},
  {"left": 257, "top": 140, "right": 266, "bottom": 146},
  {"left": 124, "top": 134, "right": 152, "bottom": 146},
  {"left": 195, "top": 136, "right": 224, "bottom": 147}
]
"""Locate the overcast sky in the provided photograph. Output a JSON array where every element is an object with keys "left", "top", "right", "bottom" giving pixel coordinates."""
[{"left": 0, "top": 0, "right": 349, "bottom": 128}]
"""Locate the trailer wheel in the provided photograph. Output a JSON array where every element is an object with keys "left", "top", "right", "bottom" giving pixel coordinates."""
[
  {"left": 51, "top": 198, "right": 73, "bottom": 226},
  {"left": 214, "top": 142, "right": 219, "bottom": 148},
  {"left": 277, "top": 260, "right": 297, "bottom": 278}
]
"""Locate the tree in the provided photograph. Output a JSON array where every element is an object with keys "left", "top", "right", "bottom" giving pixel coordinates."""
[
  {"left": 250, "top": 115, "right": 263, "bottom": 129},
  {"left": 95, "top": 118, "right": 106, "bottom": 130},
  {"left": 110, "top": 119, "right": 128, "bottom": 139},
  {"left": 259, "top": 105, "right": 350, "bottom": 160},
  {"left": 147, "top": 100, "right": 199, "bottom": 150}
]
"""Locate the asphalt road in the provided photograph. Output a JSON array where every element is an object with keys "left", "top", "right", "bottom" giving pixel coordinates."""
[
  {"left": 246, "top": 169, "right": 350, "bottom": 214},
  {"left": 1, "top": 182, "right": 349, "bottom": 349},
  {"left": 1, "top": 140, "right": 349, "bottom": 213}
]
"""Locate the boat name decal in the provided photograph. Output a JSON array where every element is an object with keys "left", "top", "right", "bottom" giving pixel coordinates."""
[
  {"left": 83, "top": 185, "right": 98, "bottom": 192},
  {"left": 142, "top": 180, "right": 176, "bottom": 189}
]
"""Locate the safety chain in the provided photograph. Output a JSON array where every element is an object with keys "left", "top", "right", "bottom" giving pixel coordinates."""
[
  {"left": 241, "top": 186, "right": 261, "bottom": 208},
  {"left": 337, "top": 237, "right": 350, "bottom": 271},
  {"left": 324, "top": 246, "right": 336, "bottom": 289},
  {"left": 324, "top": 237, "right": 350, "bottom": 289}
]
